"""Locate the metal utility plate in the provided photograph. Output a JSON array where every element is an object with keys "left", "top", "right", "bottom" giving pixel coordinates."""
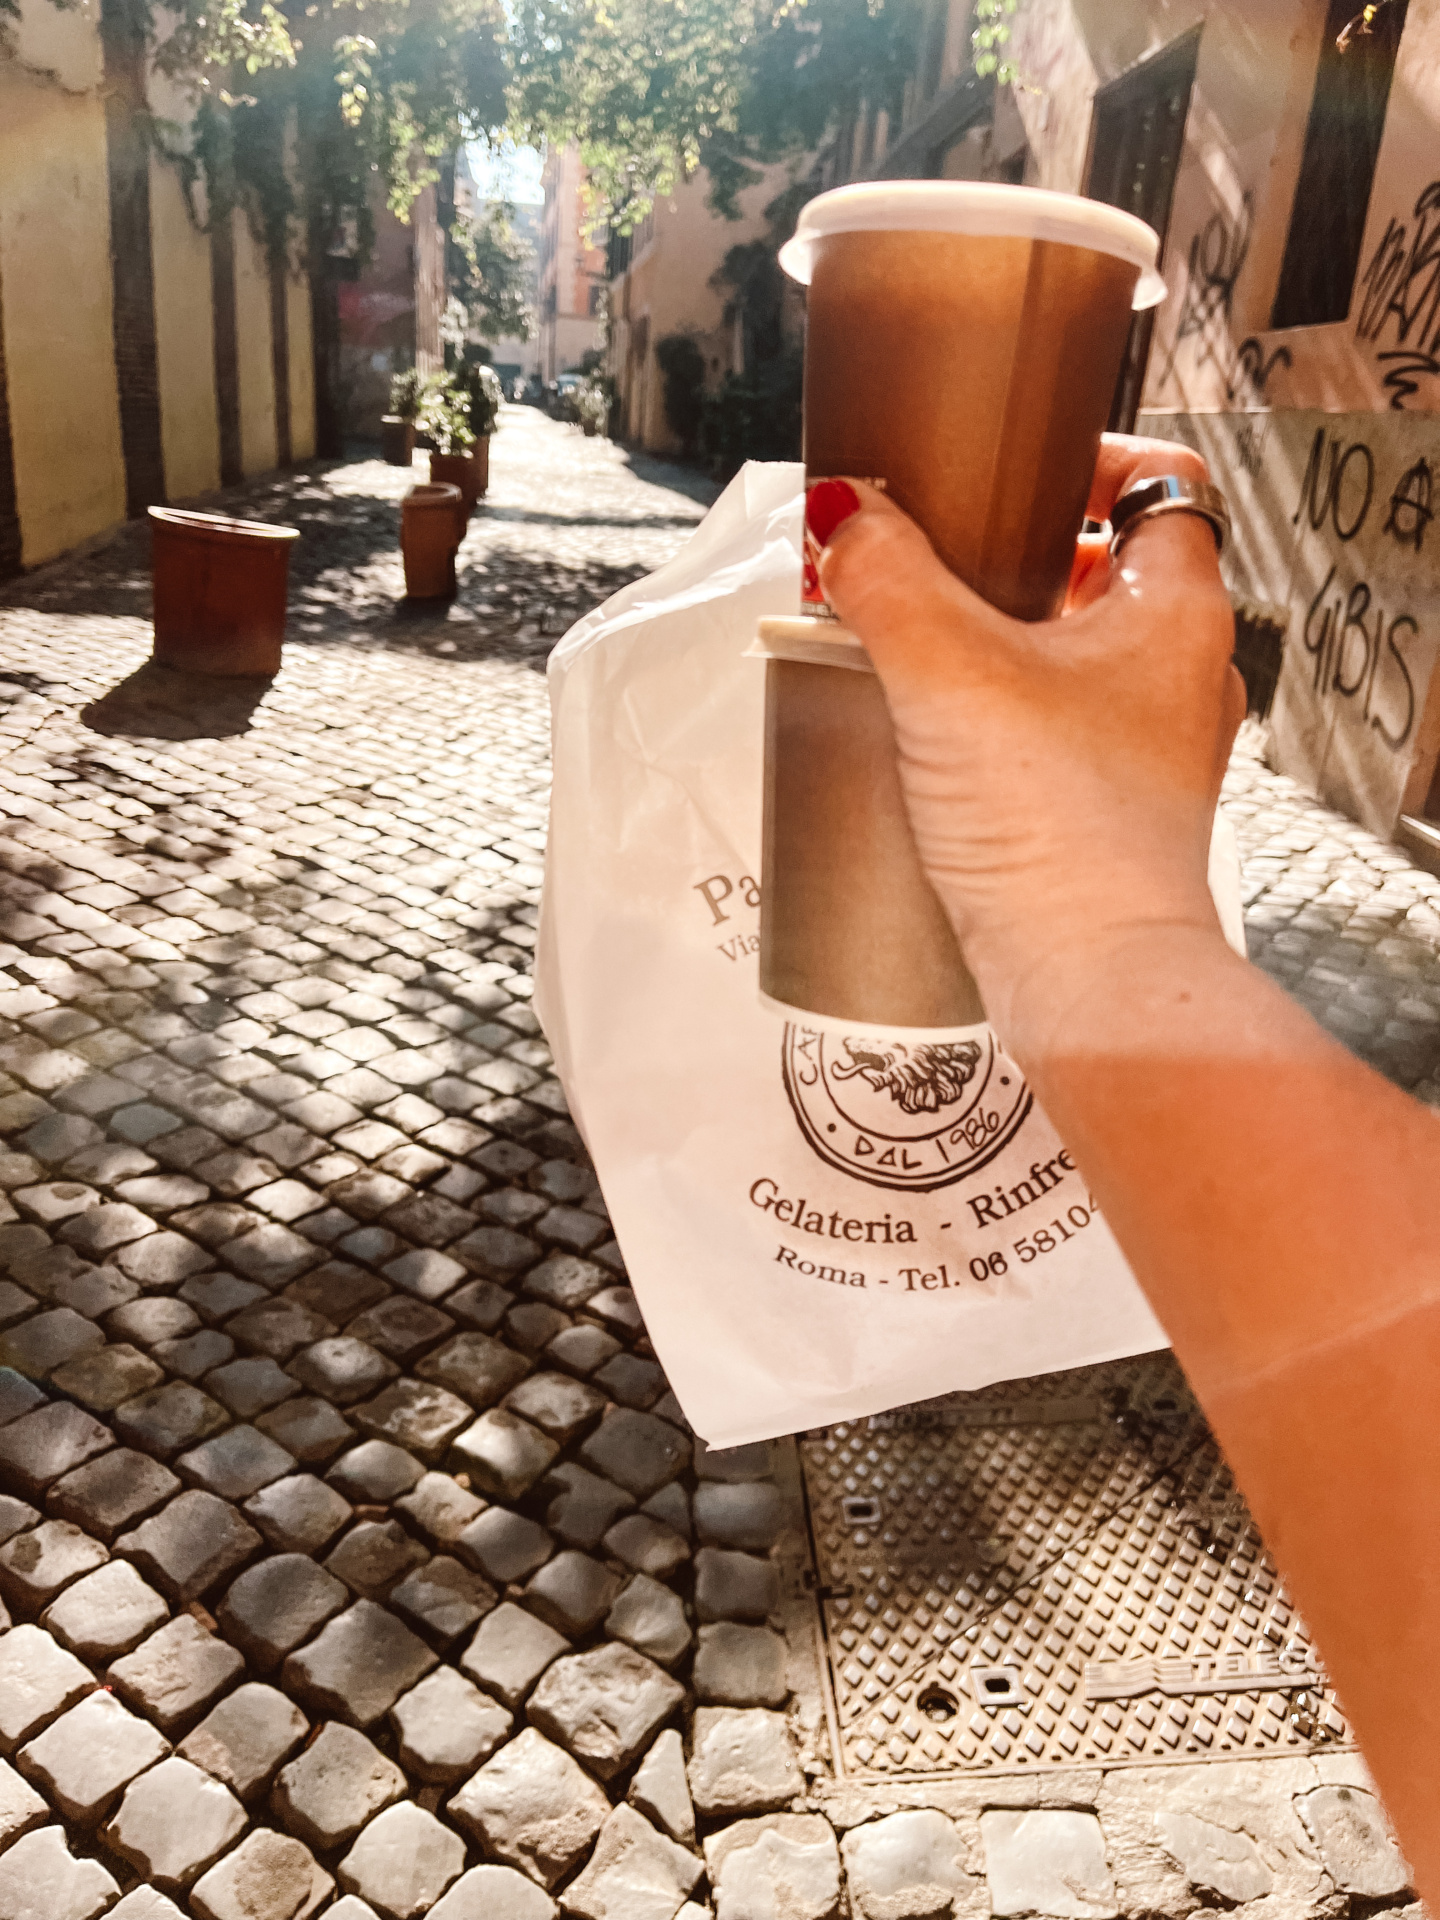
[{"left": 798, "top": 1352, "right": 1351, "bottom": 1777}]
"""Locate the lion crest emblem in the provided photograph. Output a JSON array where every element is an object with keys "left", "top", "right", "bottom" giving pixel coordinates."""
[
  {"left": 780, "top": 1026, "right": 1030, "bottom": 1192},
  {"left": 830, "top": 1038, "right": 983, "bottom": 1115}
]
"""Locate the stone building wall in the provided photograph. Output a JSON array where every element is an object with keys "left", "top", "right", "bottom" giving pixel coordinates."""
[{"left": 1010, "top": 0, "right": 1440, "bottom": 840}]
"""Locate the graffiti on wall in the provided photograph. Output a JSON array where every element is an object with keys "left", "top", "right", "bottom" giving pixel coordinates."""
[
  {"left": 1293, "top": 426, "right": 1429, "bottom": 751},
  {"left": 1355, "top": 180, "right": 1440, "bottom": 409},
  {"left": 1158, "top": 178, "right": 1440, "bottom": 413},
  {"left": 1160, "top": 193, "right": 1293, "bottom": 400}
]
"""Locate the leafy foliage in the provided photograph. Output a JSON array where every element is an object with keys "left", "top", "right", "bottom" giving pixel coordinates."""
[
  {"left": 655, "top": 334, "right": 707, "bottom": 452},
  {"left": 107, "top": 0, "right": 508, "bottom": 267},
  {"left": 700, "top": 175, "right": 806, "bottom": 474},
  {"left": 418, "top": 374, "right": 477, "bottom": 452},
  {"left": 508, "top": 0, "right": 924, "bottom": 229},
  {"left": 390, "top": 367, "right": 427, "bottom": 419},
  {"left": 447, "top": 198, "right": 535, "bottom": 340},
  {"left": 575, "top": 372, "right": 613, "bottom": 435},
  {"left": 699, "top": 348, "right": 802, "bottom": 475},
  {"left": 970, "top": 0, "right": 1019, "bottom": 83},
  {"left": 419, "top": 362, "right": 504, "bottom": 448},
  {"left": 456, "top": 360, "right": 506, "bottom": 435},
  {"left": 149, "top": 0, "right": 295, "bottom": 88}
]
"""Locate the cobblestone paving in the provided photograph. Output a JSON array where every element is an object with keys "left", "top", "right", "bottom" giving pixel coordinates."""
[{"left": 0, "top": 408, "right": 1427, "bottom": 1920}]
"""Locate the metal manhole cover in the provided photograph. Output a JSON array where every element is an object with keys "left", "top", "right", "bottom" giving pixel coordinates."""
[{"left": 798, "top": 1352, "right": 1352, "bottom": 1776}]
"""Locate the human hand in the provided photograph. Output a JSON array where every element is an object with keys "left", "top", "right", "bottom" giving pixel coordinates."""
[{"left": 815, "top": 436, "right": 1246, "bottom": 1055}]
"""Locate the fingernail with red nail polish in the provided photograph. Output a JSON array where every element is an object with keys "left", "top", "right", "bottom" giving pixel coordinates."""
[{"left": 805, "top": 479, "right": 862, "bottom": 547}]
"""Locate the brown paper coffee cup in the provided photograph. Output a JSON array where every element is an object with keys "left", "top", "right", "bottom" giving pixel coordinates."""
[{"left": 760, "top": 182, "right": 1164, "bottom": 1030}]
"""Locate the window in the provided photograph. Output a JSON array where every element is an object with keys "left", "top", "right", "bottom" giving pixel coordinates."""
[
  {"left": 1087, "top": 30, "right": 1197, "bottom": 233},
  {"left": 1271, "top": 0, "right": 1409, "bottom": 329},
  {"left": 857, "top": 108, "right": 875, "bottom": 176},
  {"left": 1085, "top": 28, "right": 1200, "bottom": 430},
  {"left": 920, "top": 0, "right": 948, "bottom": 99}
]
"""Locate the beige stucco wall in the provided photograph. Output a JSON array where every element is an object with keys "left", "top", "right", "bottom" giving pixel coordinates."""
[
  {"left": 150, "top": 153, "right": 220, "bottom": 500},
  {"left": 287, "top": 264, "right": 315, "bottom": 461},
  {"left": 1012, "top": 0, "right": 1440, "bottom": 417},
  {"left": 0, "top": 0, "right": 126, "bottom": 564},
  {"left": 233, "top": 211, "right": 278, "bottom": 476},
  {"left": 1, "top": 0, "right": 315, "bottom": 572},
  {"left": 610, "top": 161, "right": 796, "bottom": 454},
  {"left": 539, "top": 145, "right": 606, "bottom": 382}
]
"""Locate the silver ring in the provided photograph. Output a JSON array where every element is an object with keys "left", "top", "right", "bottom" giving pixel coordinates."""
[{"left": 1108, "top": 475, "right": 1230, "bottom": 558}]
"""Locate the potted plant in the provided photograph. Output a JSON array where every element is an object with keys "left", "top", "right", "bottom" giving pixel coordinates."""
[
  {"left": 576, "top": 373, "right": 611, "bottom": 439},
  {"left": 382, "top": 369, "right": 424, "bottom": 467},
  {"left": 456, "top": 363, "right": 504, "bottom": 496},
  {"left": 420, "top": 378, "right": 482, "bottom": 515}
]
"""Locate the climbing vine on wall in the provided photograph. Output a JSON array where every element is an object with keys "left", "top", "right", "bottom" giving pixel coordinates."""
[
  {"left": 971, "top": 0, "right": 1020, "bottom": 85},
  {"left": 95, "top": 0, "right": 507, "bottom": 274}
]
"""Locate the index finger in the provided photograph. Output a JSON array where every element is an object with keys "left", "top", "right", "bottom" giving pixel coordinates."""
[{"left": 1086, "top": 432, "right": 1211, "bottom": 524}]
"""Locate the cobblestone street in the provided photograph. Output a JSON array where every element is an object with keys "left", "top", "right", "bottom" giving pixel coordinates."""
[{"left": 0, "top": 406, "right": 1430, "bottom": 1920}]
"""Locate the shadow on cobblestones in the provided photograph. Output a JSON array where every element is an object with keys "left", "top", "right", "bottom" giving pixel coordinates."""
[
  {"left": 1226, "top": 724, "right": 1440, "bottom": 1102},
  {"left": 0, "top": 414, "right": 1430, "bottom": 1913},
  {"left": 0, "top": 415, "right": 714, "bottom": 678},
  {"left": 81, "top": 664, "right": 273, "bottom": 742}
]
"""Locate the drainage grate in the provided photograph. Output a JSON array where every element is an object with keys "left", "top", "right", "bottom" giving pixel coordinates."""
[{"left": 798, "top": 1351, "right": 1351, "bottom": 1776}]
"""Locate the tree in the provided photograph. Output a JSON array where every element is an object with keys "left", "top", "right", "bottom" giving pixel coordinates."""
[
  {"left": 506, "top": 0, "right": 924, "bottom": 230},
  {"left": 699, "top": 175, "right": 807, "bottom": 475},
  {"left": 446, "top": 196, "right": 535, "bottom": 341},
  {"left": 95, "top": 0, "right": 509, "bottom": 449}
]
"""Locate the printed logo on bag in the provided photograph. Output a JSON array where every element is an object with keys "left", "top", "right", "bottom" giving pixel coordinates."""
[{"left": 781, "top": 1026, "right": 1032, "bottom": 1192}]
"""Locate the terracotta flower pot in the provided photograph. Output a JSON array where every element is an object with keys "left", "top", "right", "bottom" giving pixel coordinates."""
[
  {"left": 381, "top": 415, "right": 416, "bottom": 467},
  {"left": 148, "top": 507, "right": 300, "bottom": 677},
  {"left": 402, "top": 482, "right": 464, "bottom": 599},
  {"left": 430, "top": 450, "right": 482, "bottom": 517}
]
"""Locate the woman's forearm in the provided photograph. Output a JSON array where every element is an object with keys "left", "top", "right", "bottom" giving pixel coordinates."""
[
  {"left": 816, "top": 461, "right": 1440, "bottom": 1894},
  {"left": 1006, "top": 927, "right": 1440, "bottom": 1895}
]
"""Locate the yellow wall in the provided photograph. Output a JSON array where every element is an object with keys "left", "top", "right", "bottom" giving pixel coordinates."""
[
  {"left": 0, "top": 1, "right": 126, "bottom": 564},
  {"left": 287, "top": 264, "right": 315, "bottom": 461},
  {"left": 1, "top": 2, "right": 315, "bottom": 572},
  {"left": 150, "top": 154, "right": 220, "bottom": 500},
  {"left": 234, "top": 212, "right": 277, "bottom": 476}
]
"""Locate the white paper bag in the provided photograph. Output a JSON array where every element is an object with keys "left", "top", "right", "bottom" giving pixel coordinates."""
[{"left": 535, "top": 462, "right": 1244, "bottom": 1446}]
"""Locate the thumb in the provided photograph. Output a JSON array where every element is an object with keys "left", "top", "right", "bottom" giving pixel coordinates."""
[{"left": 815, "top": 481, "right": 1010, "bottom": 700}]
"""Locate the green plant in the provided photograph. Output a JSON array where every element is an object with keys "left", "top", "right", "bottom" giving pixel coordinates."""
[
  {"left": 655, "top": 335, "right": 707, "bottom": 455},
  {"left": 456, "top": 362, "right": 505, "bottom": 437},
  {"left": 61, "top": 0, "right": 510, "bottom": 452},
  {"left": 419, "top": 363, "right": 502, "bottom": 449},
  {"left": 418, "top": 376, "right": 477, "bottom": 453},
  {"left": 971, "top": 0, "right": 1020, "bottom": 82},
  {"left": 389, "top": 367, "right": 426, "bottom": 420},
  {"left": 575, "top": 373, "right": 612, "bottom": 437},
  {"left": 699, "top": 177, "right": 803, "bottom": 475},
  {"left": 699, "top": 347, "right": 802, "bottom": 479},
  {"left": 446, "top": 196, "right": 535, "bottom": 341}
]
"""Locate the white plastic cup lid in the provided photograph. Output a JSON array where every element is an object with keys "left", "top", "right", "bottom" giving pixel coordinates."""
[{"left": 779, "top": 181, "right": 1167, "bottom": 310}]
